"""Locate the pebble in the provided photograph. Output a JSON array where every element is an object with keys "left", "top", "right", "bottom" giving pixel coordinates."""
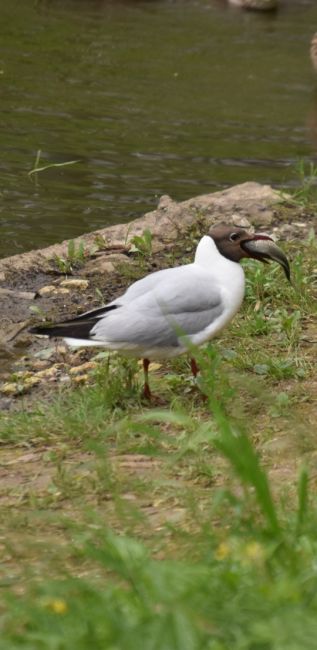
[
  {"left": 34, "top": 366, "right": 59, "bottom": 380},
  {"left": 1, "top": 375, "right": 40, "bottom": 395},
  {"left": 230, "top": 214, "right": 251, "bottom": 229},
  {"left": 37, "top": 285, "right": 70, "bottom": 296},
  {"left": 24, "top": 376, "right": 41, "bottom": 389},
  {"left": 1, "top": 383, "right": 19, "bottom": 396},
  {"left": 60, "top": 279, "right": 89, "bottom": 290},
  {"left": 60, "top": 375, "right": 71, "bottom": 383},
  {"left": 72, "top": 374, "right": 90, "bottom": 384},
  {"left": 12, "top": 370, "right": 33, "bottom": 379},
  {"left": 158, "top": 194, "right": 174, "bottom": 210},
  {"left": 37, "top": 285, "right": 56, "bottom": 296},
  {"left": 34, "top": 347, "right": 55, "bottom": 360},
  {"left": 69, "top": 362, "right": 97, "bottom": 375},
  {"left": 56, "top": 345, "right": 68, "bottom": 356},
  {"left": 31, "top": 360, "right": 51, "bottom": 370}
]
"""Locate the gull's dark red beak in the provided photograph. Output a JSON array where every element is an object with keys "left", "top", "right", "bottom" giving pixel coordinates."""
[{"left": 241, "top": 234, "right": 291, "bottom": 281}]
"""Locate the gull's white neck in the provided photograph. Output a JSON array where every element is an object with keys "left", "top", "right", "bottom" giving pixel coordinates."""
[
  {"left": 194, "top": 235, "right": 242, "bottom": 280},
  {"left": 194, "top": 235, "right": 245, "bottom": 329},
  {"left": 194, "top": 235, "right": 232, "bottom": 269}
]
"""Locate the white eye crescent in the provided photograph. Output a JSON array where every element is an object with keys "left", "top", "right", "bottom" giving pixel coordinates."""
[{"left": 229, "top": 232, "right": 239, "bottom": 242}]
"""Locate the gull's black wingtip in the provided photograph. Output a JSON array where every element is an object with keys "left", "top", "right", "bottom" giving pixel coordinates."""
[
  {"left": 29, "top": 304, "right": 119, "bottom": 338},
  {"left": 29, "top": 324, "right": 54, "bottom": 336},
  {"left": 283, "top": 260, "right": 291, "bottom": 284},
  {"left": 29, "top": 319, "right": 98, "bottom": 339}
]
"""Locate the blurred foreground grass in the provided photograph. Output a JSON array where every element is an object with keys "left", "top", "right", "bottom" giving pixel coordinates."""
[{"left": 0, "top": 233, "right": 317, "bottom": 649}]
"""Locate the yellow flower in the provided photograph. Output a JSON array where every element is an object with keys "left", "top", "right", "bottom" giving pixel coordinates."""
[
  {"left": 215, "top": 541, "right": 231, "bottom": 561},
  {"left": 46, "top": 598, "right": 68, "bottom": 614},
  {"left": 243, "top": 541, "right": 265, "bottom": 564}
]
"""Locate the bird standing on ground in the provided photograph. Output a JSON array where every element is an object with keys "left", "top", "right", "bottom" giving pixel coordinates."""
[{"left": 30, "top": 225, "right": 290, "bottom": 399}]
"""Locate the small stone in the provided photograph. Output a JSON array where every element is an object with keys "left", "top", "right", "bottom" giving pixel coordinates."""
[
  {"left": 1, "top": 383, "right": 19, "bottom": 396},
  {"left": 72, "top": 374, "right": 90, "bottom": 384},
  {"left": 1, "top": 375, "right": 40, "bottom": 395},
  {"left": 60, "top": 375, "right": 71, "bottom": 383},
  {"left": 158, "top": 194, "right": 174, "bottom": 210},
  {"left": 37, "top": 285, "right": 56, "bottom": 297},
  {"left": 56, "top": 345, "right": 68, "bottom": 355},
  {"left": 69, "top": 362, "right": 97, "bottom": 375},
  {"left": 230, "top": 214, "right": 251, "bottom": 229},
  {"left": 34, "top": 366, "right": 59, "bottom": 380},
  {"left": 23, "top": 376, "right": 41, "bottom": 389},
  {"left": 13, "top": 370, "right": 33, "bottom": 379},
  {"left": 34, "top": 347, "right": 55, "bottom": 360},
  {"left": 30, "top": 360, "right": 50, "bottom": 371},
  {"left": 0, "top": 271, "right": 6, "bottom": 281},
  {"left": 37, "top": 285, "right": 71, "bottom": 296},
  {"left": 60, "top": 279, "right": 89, "bottom": 290}
]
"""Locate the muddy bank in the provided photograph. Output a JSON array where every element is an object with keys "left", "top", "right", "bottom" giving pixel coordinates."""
[{"left": 0, "top": 182, "right": 314, "bottom": 405}]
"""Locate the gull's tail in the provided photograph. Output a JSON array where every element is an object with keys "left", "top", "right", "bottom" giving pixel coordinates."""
[{"left": 29, "top": 304, "right": 118, "bottom": 339}]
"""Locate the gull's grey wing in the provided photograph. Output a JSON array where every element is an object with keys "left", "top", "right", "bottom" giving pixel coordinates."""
[
  {"left": 91, "top": 269, "right": 224, "bottom": 349},
  {"left": 117, "top": 264, "right": 195, "bottom": 305}
]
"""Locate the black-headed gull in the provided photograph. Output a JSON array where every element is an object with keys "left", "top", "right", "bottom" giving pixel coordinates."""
[{"left": 30, "top": 225, "right": 290, "bottom": 398}]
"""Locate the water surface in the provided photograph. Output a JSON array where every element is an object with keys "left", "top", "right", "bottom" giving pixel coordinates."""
[{"left": 1, "top": 0, "right": 317, "bottom": 258}]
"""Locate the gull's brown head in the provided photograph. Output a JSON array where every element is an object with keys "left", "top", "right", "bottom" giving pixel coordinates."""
[{"left": 209, "top": 224, "right": 291, "bottom": 281}]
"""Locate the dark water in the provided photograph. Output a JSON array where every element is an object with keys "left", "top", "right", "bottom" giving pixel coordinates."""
[{"left": 1, "top": 0, "right": 317, "bottom": 258}]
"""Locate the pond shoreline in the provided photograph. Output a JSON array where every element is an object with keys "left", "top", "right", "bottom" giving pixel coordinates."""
[{"left": 0, "top": 181, "right": 314, "bottom": 405}]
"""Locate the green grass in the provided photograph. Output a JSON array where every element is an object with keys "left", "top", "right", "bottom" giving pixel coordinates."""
[
  {"left": 279, "top": 161, "right": 317, "bottom": 210},
  {"left": 53, "top": 239, "right": 86, "bottom": 274},
  {"left": 130, "top": 228, "right": 153, "bottom": 256},
  {"left": 0, "top": 234, "right": 317, "bottom": 648},
  {"left": 2, "top": 388, "right": 317, "bottom": 649}
]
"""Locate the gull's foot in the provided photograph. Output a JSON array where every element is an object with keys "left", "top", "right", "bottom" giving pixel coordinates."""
[
  {"left": 141, "top": 384, "right": 168, "bottom": 406},
  {"left": 142, "top": 382, "right": 152, "bottom": 401}
]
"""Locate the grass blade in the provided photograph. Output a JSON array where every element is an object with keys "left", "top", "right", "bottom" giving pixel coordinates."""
[
  {"left": 212, "top": 403, "right": 281, "bottom": 537},
  {"left": 29, "top": 159, "right": 80, "bottom": 176},
  {"left": 296, "top": 466, "right": 309, "bottom": 534}
]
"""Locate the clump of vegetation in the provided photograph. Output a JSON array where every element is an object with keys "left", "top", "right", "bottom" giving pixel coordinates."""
[
  {"left": 130, "top": 228, "right": 153, "bottom": 256},
  {"left": 53, "top": 239, "right": 86, "bottom": 274},
  {"left": 280, "top": 160, "right": 317, "bottom": 210}
]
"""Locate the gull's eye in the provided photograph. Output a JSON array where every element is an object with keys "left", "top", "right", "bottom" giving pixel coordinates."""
[{"left": 229, "top": 232, "right": 240, "bottom": 242}]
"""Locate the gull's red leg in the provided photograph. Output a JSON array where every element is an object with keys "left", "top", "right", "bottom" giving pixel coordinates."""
[
  {"left": 142, "top": 358, "right": 151, "bottom": 399},
  {"left": 190, "top": 357, "right": 199, "bottom": 378}
]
